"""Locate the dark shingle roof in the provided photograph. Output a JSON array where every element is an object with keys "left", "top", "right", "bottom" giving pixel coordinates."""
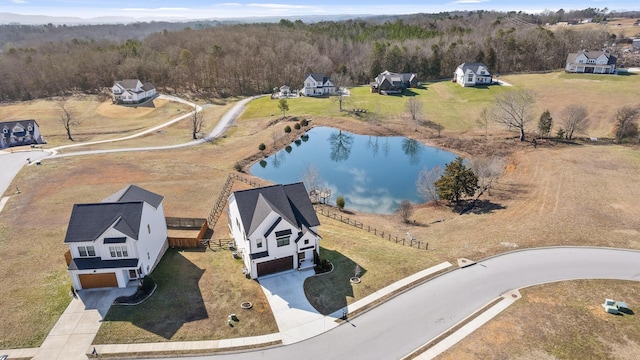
[
  {"left": 566, "top": 50, "right": 617, "bottom": 65},
  {"left": 230, "top": 182, "right": 320, "bottom": 236},
  {"left": 104, "top": 184, "right": 164, "bottom": 208},
  {"left": 114, "top": 79, "right": 140, "bottom": 89},
  {"left": 457, "top": 62, "right": 490, "bottom": 75},
  {"left": 68, "top": 257, "right": 139, "bottom": 270},
  {"left": 307, "top": 73, "right": 330, "bottom": 83},
  {"left": 64, "top": 202, "right": 144, "bottom": 243}
]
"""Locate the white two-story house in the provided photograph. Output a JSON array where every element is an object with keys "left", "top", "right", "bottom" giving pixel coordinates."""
[
  {"left": 1, "top": 120, "right": 46, "bottom": 149},
  {"left": 111, "top": 79, "right": 157, "bottom": 104},
  {"left": 453, "top": 63, "right": 492, "bottom": 87},
  {"left": 565, "top": 50, "right": 617, "bottom": 74},
  {"left": 227, "top": 183, "right": 321, "bottom": 279},
  {"left": 64, "top": 185, "right": 168, "bottom": 290},
  {"left": 302, "top": 73, "right": 335, "bottom": 97}
]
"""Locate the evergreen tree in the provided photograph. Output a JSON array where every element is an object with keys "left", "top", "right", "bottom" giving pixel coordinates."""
[
  {"left": 434, "top": 157, "right": 479, "bottom": 205},
  {"left": 538, "top": 110, "right": 553, "bottom": 138}
]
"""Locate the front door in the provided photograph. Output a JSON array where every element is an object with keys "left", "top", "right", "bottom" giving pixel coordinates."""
[{"left": 128, "top": 269, "right": 138, "bottom": 279}]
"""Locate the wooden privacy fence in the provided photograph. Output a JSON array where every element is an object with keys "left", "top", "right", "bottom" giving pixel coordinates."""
[
  {"left": 315, "top": 207, "right": 428, "bottom": 250},
  {"left": 167, "top": 217, "right": 209, "bottom": 248}
]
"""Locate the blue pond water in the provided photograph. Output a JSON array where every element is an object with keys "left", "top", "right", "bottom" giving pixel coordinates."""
[{"left": 250, "top": 126, "right": 457, "bottom": 214}]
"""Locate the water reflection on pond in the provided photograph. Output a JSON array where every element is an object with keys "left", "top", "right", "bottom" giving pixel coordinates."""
[{"left": 250, "top": 126, "right": 457, "bottom": 214}]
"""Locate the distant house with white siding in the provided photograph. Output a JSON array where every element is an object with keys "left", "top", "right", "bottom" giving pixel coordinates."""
[
  {"left": 453, "top": 63, "right": 492, "bottom": 87},
  {"left": 1, "top": 120, "right": 45, "bottom": 149},
  {"left": 302, "top": 73, "right": 335, "bottom": 97},
  {"left": 111, "top": 79, "right": 157, "bottom": 104},
  {"left": 565, "top": 50, "right": 617, "bottom": 74}
]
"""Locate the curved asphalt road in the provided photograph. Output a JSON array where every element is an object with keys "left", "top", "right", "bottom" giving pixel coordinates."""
[{"left": 169, "top": 247, "right": 640, "bottom": 360}]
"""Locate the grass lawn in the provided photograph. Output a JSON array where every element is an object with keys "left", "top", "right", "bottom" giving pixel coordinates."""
[
  {"left": 305, "top": 214, "right": 443, "bottom": 315},
  {"left": 93, "top": 247, "right": 278, "bottom": 343},
  {"left": 440, "top": 280, "right": 640, "bottom": 360}
]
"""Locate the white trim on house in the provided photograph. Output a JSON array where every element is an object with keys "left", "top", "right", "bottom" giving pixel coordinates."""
[
  {"left": 302, "top": 73, "right": 335, "bottom": 97},
  {"left": 454, "top": 63, "right": 492, "bottom": 87},
  {"left": 112, "top": 79, "right": 157, "bottom": 104}
]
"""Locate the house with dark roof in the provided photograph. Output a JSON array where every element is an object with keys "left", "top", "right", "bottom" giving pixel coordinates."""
[
  {"left": 565, "top": 50, "right": 617, "bottom": 74},
  {"left": 111, "top": 79, "right": 157, "bottom": 104},
  {"left": 371, "top": 70, "right": 419, "bottom": 94},
  {"left": 302, "top": 73, "right": 335, "bottom": 97},
  {"left": 1, "top": 120, "right": 45, "bottom": 149},
  {"left": 227, "top": 183, "right": 321, "bottom": 279},
  {"left": 64, "top": 185, "right": 168, "bottom": 290},
  {"left": 453, "top": 63, "right": 492, "bottom": 87}
]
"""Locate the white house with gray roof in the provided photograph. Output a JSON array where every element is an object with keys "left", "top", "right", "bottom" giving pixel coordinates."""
[
  {"left": 64, "top": 185, "right": 168, "bottom": 290},
  {"left": 565, "top": 50, "right": 617, "bottom": 74},
  {"left": 453, "top": 63, "right": 492, "bottom": 87},
  {"left": 227, "top": 183, "right": 321, "bottom": 279},
  {"left": 302, "top": 73, "right": 335, "bottom": 97},
  {"left": 111, "top": 79, "right": 157, "bottom": 104},
  {"left": 1, "top": 119, "right": 45, "bottom": 149}
]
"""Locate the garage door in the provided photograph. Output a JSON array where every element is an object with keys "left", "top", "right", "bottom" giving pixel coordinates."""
[
  {"left": 79, "top": 273, "right": 118, "bottom": 289},
  {"left": 256, "top": 256, "right": 293, "bottom": 277}
]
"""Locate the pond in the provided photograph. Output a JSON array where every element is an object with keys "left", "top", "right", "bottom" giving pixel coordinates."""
[{"left": 250, "top": 126, "right": 458, "bottom": 214}]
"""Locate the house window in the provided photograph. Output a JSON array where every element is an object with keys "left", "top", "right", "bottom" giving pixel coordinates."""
[
  {"left": 467, "top": 75, "right": 473, "bottom": 82},
  {"left": 276, "top": 235, "right": 290, "bottom": 247},
  {"left": 256, "top": 238, "right": 263, "bottom": 248},
  {"left": 304, "top": 239, "right": 309, "bottom": 245},
  {"left": 78, "top": 246, "right": 95, "bottom": 257},
  {"left": 109, "top": 246, "right": 128, "bottom": 258},
  {"left": 236, "top": 218, "right": 241, "bottom": 231},
  {"left": 147, "top": 224, "right": 151, "bottom": 234}
]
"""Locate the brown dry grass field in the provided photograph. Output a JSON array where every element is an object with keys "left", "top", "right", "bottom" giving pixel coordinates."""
[
  {"left": 547, "top": 17, "right": 640, "bottom": 39},
  {"left": 1, "top": 72, "right": 640, "bottom": 351},
  {"left": 440, "top": 280, "right": 640, "bottom": 360}
]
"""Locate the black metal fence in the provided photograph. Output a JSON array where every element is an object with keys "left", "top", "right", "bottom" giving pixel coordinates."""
[{"left": 315, "top": 207, "right": 428, "bottom": 250}]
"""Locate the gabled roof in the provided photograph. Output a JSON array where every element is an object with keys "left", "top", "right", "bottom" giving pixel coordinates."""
[
  {"left": 114, "top": 79, "right": 141, "bottom": 89},
  {"left": 1, "top": 120, "right": 38, "bottom": 135},
  {"left": 141, "top": 82, "right": 155, "bottom": 91},
  {"left": 64, "top": 202, "right": 144, "bottom": 243},
  {"left": 230, "top": 183, "right": 320, "bottom": 237},
  {"left": 306, "top": 73, "right": 331, "bottom": 83},
  {"left": 103, "top": 184, "right": 164, "bottom": 209},
  {"left": 457, "top": 62, "right": 490, "bottom": 75},
  {"left": 375, "top": 71, "right": 418, "bottom": 86},
  {"left": 566, "top": 50, "right": 617, "bottom": 65}
]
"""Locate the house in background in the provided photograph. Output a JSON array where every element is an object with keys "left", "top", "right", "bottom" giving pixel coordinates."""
[
  {"left": 370, "top": 70, "right": 419, "bottom": 94},
  {"left": 302, "top": 73, "right": 335, "bottom": 97},
  {"left": 1, "top": 120, "right": 45, "bottom": 149},
  {"left": 453, "top": 63, "right": 492, "bottom": 87},
  {"left": 227, "top": 183, "right": 322, "bottom": 279},
  {"left": 111, "top": 79, "right": 157, "bottom": 104},
  {"left": 64, "top": 185, "right": 168, "bottom": 290},
  {"left": 565, "top": 50, "right": 617, "bottom": 74}
]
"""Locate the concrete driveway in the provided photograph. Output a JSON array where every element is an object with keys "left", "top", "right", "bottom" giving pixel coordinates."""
[
  {"left": 33, "top": 286, "right": 137, "bottom": 360},
  {"left": 258, "top": 269, "right": 339, "bottom": 344}
]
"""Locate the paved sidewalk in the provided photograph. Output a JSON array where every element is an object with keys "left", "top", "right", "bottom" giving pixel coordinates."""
[
  {"left": 411, "top": 289, "right": 522, "bottom": 360},
  {"left": 91, "top": 261, "right": 453, "bottom": 356}
]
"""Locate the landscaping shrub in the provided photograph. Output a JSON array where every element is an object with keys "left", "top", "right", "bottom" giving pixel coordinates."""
[
  {"left": 300, "top": 118, "right": 309, "bottom": 127},
  {"left": 140, "top": 276, "right": 155, "bottom": 292},
  {"left": 294, "top": 123, "right": 301, "bottom": 130},
  {"left": 258, "top": 143, "right": 266, "bottom": 151},
  {"left": 284, "top": 125, "right": 291, "bottom": 133}
]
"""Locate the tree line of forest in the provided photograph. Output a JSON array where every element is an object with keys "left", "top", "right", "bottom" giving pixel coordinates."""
[{"left": 0, "top": 9, "right": 630, "bottom": 102}]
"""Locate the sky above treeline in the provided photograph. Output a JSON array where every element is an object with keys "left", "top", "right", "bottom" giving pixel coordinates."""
[{"left": 3, "top": 0, "right": 640, "bottom": 20}]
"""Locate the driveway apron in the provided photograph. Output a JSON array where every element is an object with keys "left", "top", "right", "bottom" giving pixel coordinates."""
[{"left": 33, "top": 286, "right": 136, "bottom": 360}]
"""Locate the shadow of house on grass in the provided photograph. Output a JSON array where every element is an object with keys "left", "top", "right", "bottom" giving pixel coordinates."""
[
  {"left": 303, "top": 248, "right": 367, "bottom": 315},
  {"left": 101, "top": 249, "right": 207, "bottom": 339}
]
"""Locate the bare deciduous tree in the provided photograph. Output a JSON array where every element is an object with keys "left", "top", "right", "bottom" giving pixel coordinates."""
[
  {"left": 396, "top": 200, "right": 414, "bottom": 223},
  {"left": 300, "top": 165, "right": 322, "bottom": 191},
  {"left": 469, "top": 156, "right": 505, "bottom": 195},
  {"left": 612, "top": 105, "right": 639, "bottom": 142},
  {"left": 476, "top": 107, "right": 491, "bottom": 142},
  {"left": 271, "top": 129, "right": 281, "bottom": 149},
  {"left": 332, "top": 72, "right": 351, "bottom": 112},
  {"left": 405, "top": 97, "right": 423, "bottom": 131},
  {"left": 490, "top": 89, "right": 536, "bottom": 142},
  {"left": 560, "top": 104, "right": 589, "bottom": 140},
  {"left": 416, "top": 165, "right": 443, "bottom": 205},
  {"left": 190, "top": 104, "right": 205, "bottom": 140},
  {"left": 57, "top": 99, "right": 80, "bottom": 141}
]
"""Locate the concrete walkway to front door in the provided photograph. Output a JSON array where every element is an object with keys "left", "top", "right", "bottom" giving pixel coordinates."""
[{"left": 32, "top": 285, "right": 137, "bottom": 360}]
